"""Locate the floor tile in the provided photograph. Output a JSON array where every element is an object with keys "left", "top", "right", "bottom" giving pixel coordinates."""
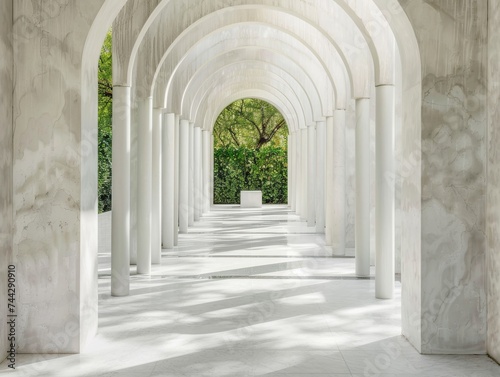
[{"left": 1, "top": 205, "right": 498, "bottom": 377}]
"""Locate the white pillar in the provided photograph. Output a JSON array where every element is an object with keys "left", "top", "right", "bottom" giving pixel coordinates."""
[
  {"left": 210, "top": 133, "right": 215, "bottom": 206},
  {"left": 331, "top": 110, "right": 346, "bottom": 256},
  {"left": 295, "top": 131, "right": 302, "bottom": 216},
  {"left": 301, "top": 128, "right": 308, "bottom": 219},
  {"left": 325, "top": 116, "right": 334, "bottom": 246},
  {"left": 356, "top": 99, "right": 371, "bottom": 277},
  {"left": 151, "top": 108, "right": 162, "bottom": 264},
  {"left": 287, "top": 134, "right": 291, "bottom": 206},
  {"left": 288, "top": 134, "right": 292, "bottom": 207},
  {"left": 203, "top": 130, "right": 211, "bottom": 213},
  {"left": 198, "top": 131, "right": 203, "bottom": 218},
  {"left": 137, "top": 97, "right": 152, "bottom": 274},
  {"left": 111, "top": 86, "right": 130, "bottom": 297},
  {"left": 316, "top": 121, "right": 326, "bottom": 233},
  {"left": 194, "top": 127, "right": 202, "bottom": 221},
  {"left": 289, "top": 133, "right": 296, "bottom": 211},
  {"left": 179, "top": 119, "right": 190, "bottom": 233},
  {"left": 188, "top": 122, "right": 195, "bottom": 226},
  {"left": 162, "top": 113, "right": 175, "bottom": 249},
  {"left": 375, "top": 85, "right": 396, "bottom": 299},
  {"left": 174, "top": 115, "right": 180, "bottom": 245},
  {"left": 307, "top": 125, "right": 316, "bottom": 227}
]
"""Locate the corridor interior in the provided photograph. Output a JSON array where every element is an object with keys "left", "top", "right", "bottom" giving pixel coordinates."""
[{"left": 3, "top": 206, "right": 500, "bottom": 376}]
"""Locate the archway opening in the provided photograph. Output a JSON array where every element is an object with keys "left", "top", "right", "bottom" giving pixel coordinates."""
[
  {"left": 213, "top": 98, "right": 289, "bottom": 205},
  {"left": 83, "top": 0, "right": 425, "bottom": 360}
]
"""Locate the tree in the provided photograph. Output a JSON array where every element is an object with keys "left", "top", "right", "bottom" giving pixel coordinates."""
[
  {"left": 213, "top": 98, "right": 289, "bottom": 205},
  {"left": 98, "top": 29, "right": 113, "bottom": 213},
  {"left": 214, "top": 99, "right": 288, "bottom": 149}
]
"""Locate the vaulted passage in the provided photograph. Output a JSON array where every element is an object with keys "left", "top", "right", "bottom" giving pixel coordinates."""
[{"left": 2, "top": 0, "right": 500, "bottom": 373}]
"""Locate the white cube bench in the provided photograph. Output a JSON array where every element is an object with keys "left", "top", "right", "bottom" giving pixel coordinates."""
[{"left": 240, "top": 190, "right": 262, "bottom": 208}]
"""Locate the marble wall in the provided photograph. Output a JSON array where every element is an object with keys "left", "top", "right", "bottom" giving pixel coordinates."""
[
  {"left": 487, "top": 0, "right": 500, "bottom": 364},
  {"left": 0, "top": 0, "right": 13, "bottom": 363},
  {"left": 11, "top": 0, "right": 107, "bottom": 353},
  {"left": 404, "top": 0, "right": 488, "bottom": 354}
]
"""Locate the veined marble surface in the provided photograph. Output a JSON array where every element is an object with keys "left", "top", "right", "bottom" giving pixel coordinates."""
[
  {"left": 0, "top": 0, "right": 13, "bottom": 363},
  {"left": 11, "top": 0, "right": 106, "bottom": 353},
  {"left": 487, "top": 0, "right": 500, "bottom": 364},
  {"left": 405, "top": 0, "right": 488, "bottom": 353}
]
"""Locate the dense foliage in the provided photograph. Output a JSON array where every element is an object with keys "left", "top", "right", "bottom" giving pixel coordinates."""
[
  {"left": 214, "top": 147, "right": 288, "bottom": 204},
  {"left": 214, "top": 99, "right": 288, "bottom": 150},
  {"left": 213, "top": 99, "right": 289, "bottom": 205},
  {"left": 98, "top": 30, "right": 113, "bottom": 213}
]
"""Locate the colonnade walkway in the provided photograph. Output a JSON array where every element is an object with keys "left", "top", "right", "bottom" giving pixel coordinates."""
[{"left": 3, "top": 206, "right": 500, "bottom": 376}]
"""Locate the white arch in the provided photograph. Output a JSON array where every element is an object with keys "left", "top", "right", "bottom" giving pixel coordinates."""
[
  {"left": 107, "top": 0, "right": 424, "bottom": 352},
  {"left": 112, "top": 0, "right": 167, "bottom": 85},
  {"left": 160, "top": 23, "right": 341, "bottom": 114},
  {"left": 184, "top": 62, "right": 320, "bottom": 128},
  {"left": 204, "top": 89, "right": 300, "bottom": 134},
  {"left": 114, "top": 0, "right": 398, "bottom": 95},
  {"left": 196, "top": 78, "right": 306, "bottom": 131},
  {"left": 370, "top": 0, "right": 422, "bottom": 348},
  {"left": 132, "top": 2, "right": 372, "bottom": 100},
  {"left": 153, "top": 16, "right": 347, "bottom": 109}
]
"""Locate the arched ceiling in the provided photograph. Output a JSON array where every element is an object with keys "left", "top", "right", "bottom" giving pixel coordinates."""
[
  {"left": 155, "top": 23, "right": 342, "bottom": 113},
  {"left": 133, "top": 3, "right": 372, "bottom": 99},
  {"left": 193, "top": 71, "right": 312, "bottom": 131},
  {"left": 111, "top": 0, "right": 408, "bottom": 132},
  {"left": 183, "top": 60, "right": 321, "bottom": 127}
]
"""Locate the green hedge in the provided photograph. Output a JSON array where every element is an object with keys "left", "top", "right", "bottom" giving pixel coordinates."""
[{"left": 214, "top": 147, "right": 288, "bottom": 204}]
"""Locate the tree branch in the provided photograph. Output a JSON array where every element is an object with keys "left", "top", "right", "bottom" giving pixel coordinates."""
[
  {"left": 227, "top": 123, "right": 241, "bottom": 147},
  {"left": 268, "top": 119, "right": 286, "bottom": 140}
]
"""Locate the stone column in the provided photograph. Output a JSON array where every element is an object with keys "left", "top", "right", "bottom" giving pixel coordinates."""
[
  {"left": 301, "top": 128, "right": 308, "bottom": 218},
  {"left": 194, "top": 127, "right": 202, "bottom": 221},
  {"left": 307, "top": 125, "right": 316, "bottom": 227},
  {"left": 332, "top": 110, "right": 346, "bottom": 256},
  {"left": 188, "top": 122, "right": 195, "bottom": 226},
  {"left": 179, "top": 119, "right": 190, "bottom": 233},
  {"left": 112, "top": 86, "right": 131, "bottom": 296},
  {"left": 137, "top": 97, "right": 152, "bottom": 274},
  {"left": 316, "top": 121, "right": 326, "bottom": 233},
  {"left": 151, "top": 108, "right": 162, "bottom": 264},
  {"left": 295, "top": 131, "right": 303, "bottom": 216},
  {"left": 325, "top": 116, "right": 334, "bottom": 246},
  {"left": 203, "top": 130, "right": 211, "bottom": 213},
  {"left": 162, "top": 113, "right": 175, "bottom": 249},
  {"left": 211, "top": 133, "right": 215, "bottom": 206},
  {"left": 375, "top": 85, "right": 395, "bottom": 299},
  {"left": 174, "top": 115, "right": 180, "bottom": 245},
  {"left": 288, "top": 133, "right": 291, "bottom": 207},
  {"left": 289, "top": 133, "right": 296, "bottom": 211},
  {"left": 356, "top": 99, "right": 371, "bottom": 277}
]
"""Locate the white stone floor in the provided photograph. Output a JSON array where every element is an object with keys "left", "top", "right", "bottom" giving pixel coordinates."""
[{"left": 2, "top": 205, "right": 500, "bottom": 376}]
